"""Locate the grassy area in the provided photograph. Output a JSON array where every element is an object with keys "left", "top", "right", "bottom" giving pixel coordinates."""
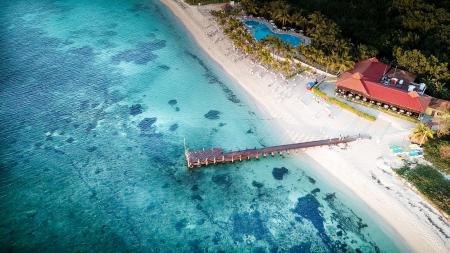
[
  {"left": 395, "top": 164, "right": 450, "bottom": 215},
  {"left": 311, "top": 87, "right": 376, "bottom": 121},
  {"left": 423, "top": 135, "right": 450, "bottom": 174}
]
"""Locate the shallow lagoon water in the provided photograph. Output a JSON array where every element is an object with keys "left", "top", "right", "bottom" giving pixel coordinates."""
[{"left": 0, "top": 0, "right": 406, "bottom": 252}]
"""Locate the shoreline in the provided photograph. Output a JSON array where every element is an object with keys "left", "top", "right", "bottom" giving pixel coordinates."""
[{"left": 159, "top": 0, "right": 450, "bottom": 252}]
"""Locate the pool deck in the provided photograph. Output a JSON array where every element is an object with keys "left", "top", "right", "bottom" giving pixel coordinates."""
[{"left": 240, "top": 16, "right": 311, "bottom": 46}]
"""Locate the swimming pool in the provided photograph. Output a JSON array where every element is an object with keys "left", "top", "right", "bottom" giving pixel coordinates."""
[{"left": 244, "top": 20, "right": 302, "bottom": 46}]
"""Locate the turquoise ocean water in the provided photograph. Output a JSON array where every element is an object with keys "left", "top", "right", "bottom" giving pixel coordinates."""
[{"left": 0, "top": 0, "right": 407, "bottom": 252}]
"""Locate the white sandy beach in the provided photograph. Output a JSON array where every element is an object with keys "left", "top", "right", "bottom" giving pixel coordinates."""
[{"left": 160, "top": 0, "right": 450, "bottom": 252}]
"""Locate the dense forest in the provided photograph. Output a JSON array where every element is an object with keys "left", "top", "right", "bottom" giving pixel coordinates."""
[{"left": 230, "top": 0, "right": 450, "bottom": 100}]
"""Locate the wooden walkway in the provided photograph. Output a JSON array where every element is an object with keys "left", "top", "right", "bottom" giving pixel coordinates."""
[{"left": 185, "top": 134, "right": 370, "bottom": 168}]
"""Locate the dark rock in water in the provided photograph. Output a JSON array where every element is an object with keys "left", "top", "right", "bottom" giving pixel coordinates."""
[
  {"left": 218, "top": 122, "right": 226, "bottom": 127},
  {"left": 175, "top": 107, "right": 180, "bottom": 111},
  {"left": 292, "top": 194, "right": 333, "bottom": 251},
  {"left": 191, "top": 184, "right": 199, "bottom": 191},
  {"left": 169, "top": 123, "right": 178, "bottom": 131},
  {"left": 158, "top": 64, "right": 170, "bottom": 70},
  {"left": 292, "top": 194, "right": 323, "bottom": 229},
  {"left": 270, "top": 246, "right": 279, "bottom": 253},
  {"left": 212, "top": 232, "right": 221, "bottom": 245},
  {"left": 252, "top": 180, "right": 264, "bottom": 188},
  {"left": 337, "top": 231, "right": 343, "bottom": 236},
  {"left": 129, "top": 104, "right": 143, "bottom": 115},
  {"left": 175, "top": 218, "right": 188, "bottom": 232},
  {"left": 54, "top": 149, "right": 65, "bottom": 155},
  {"left": 168, "top": 99, "right": 177, "bottom": 106},
  {"left": 191, "top": 194, "right": 203, "bottom": 201},
  {"left": 336, "top": 240, "right": 348, "bottom": 252},
  {"left": 246, "top": 129, "right": 254, "bottom": 134},
  {"left": 324, "top": 193, "right": 336, "bottom": 202},
  {"left": 66, "top": 137, "right": 74, "bottom": 143},
  {"left": 357, "top": 220, "right": 368, "bottom": 230},
  {"left": 87, "top": 146, "right": 97, "bottom": 152},
  {"left": 311, "top": 188, "right": 320, "bottom": 195},
  {"left": 307, "top": 176, "right": 316, "bottom": 184},
  {"left": 204, "top": 110, "right": 221, "bottom": 120},
  {"left": 85, "top": 122, "right": 96, "bottom": 133},
  {"left": 211, "top": 173, "right": 232, "bottom": 187},
  {"left": 111, "top": 40, "right": 165, "bottom": 65},
  {"left": 289, "top": 242, "right": 311, "bottom": 253},
  {"left": 138, "top": 117, "right": 157, "bottom": 132},
  {"left": 272, "top": 167, "right": 288, "bottom": 180},
  {"left": 188, "top": 239, "right": 203, "bottom": 253},
  {"left": 196, "top": 218, "right": 205, "bottom": 225},
  {"left": 231, "top": 210, "right": 270, "bottom": 241},
  {"left": 253, "top": 247, "right": 266, "bottom": 253}
]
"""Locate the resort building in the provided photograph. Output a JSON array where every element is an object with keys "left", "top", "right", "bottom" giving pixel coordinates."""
[
  {"left": 427, "top": 98, "right": 450, "bottom": 118},
  {"left": 427, "top": 98, "right": 450, "bottom": 131},
  {"left": 336, "top": 58, "right": 432, "bottom": 118}
]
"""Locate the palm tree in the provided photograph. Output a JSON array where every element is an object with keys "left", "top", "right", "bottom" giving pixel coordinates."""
[
  {"left": 410, "top": 123, "right": 434, "bottom": 145},
  {"left": 290, "top": 11, "right": 307, "bottom": 29},
  {"left": 240, "top": 0, "right": 258, "bottom": 16},
  {"left": 274, "top": 7, "right": 290, "bottom": 27}
]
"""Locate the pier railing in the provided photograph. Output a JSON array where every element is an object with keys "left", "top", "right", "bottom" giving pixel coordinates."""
[{"left": 185, "top": 134, "right": 370, "bottom": 168}]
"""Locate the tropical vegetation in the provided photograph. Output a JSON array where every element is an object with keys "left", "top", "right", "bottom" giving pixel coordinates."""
[
  {"left": 235, "top": 0, "right": 450, "bottom": 100},
  {"left": 399, "top": 114, "right": 449, "bottom": 215},
  {"left": 410, "top": 110, "right": 450, "bottom": 174},
  {"left": 238, "top": 0, "right": 355, "bottom": 75},
  {"left": 211, "top": 10, "right": 306, "bottom": 77},
  {"left": 395, "top": 164, "right": 450, "bottom": 215},
  {"left": 423, "top": 133, "right": 450, "bottom": 174},
  {"left": 188, "top": 0, "right": 450, "bottom": 99},
  {"left": 410, "top": 123, "right": 434, "bottom": 145}
]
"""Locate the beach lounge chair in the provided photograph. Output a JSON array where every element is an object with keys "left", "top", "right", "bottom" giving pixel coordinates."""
[
  {"left": 389, "top": 144, "right": 406, "bottom": 155},
  {"left": 408, "top": 150, "right": 423, "bottom": 157}
]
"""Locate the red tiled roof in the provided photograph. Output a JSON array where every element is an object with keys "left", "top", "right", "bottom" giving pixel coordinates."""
[
  {"left": 352, "top": 57, "right": 389, "bottom": 81},
  {"left": 337, "top": 72, "right": 369, "bottom": 96},
  {"left": 336, "top": 58, "right": 431, "bottom": 113},
  {"left": 363, "top": 81, "right": 431, "bottom": 112}
]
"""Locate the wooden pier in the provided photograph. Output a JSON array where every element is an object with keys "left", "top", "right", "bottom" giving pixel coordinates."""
[{"left": 185, "top": 134, "right": 370, "bottom": 168}]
